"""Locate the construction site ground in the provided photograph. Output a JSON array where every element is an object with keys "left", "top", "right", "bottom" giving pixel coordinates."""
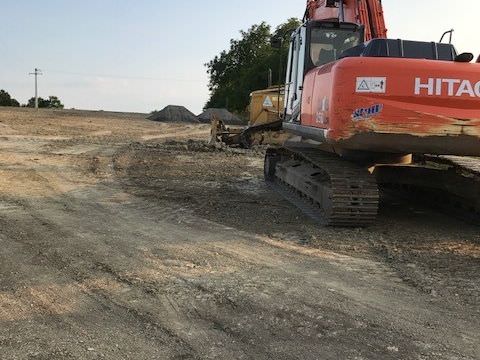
[{"left": 0, "top": 107, "right": 478, "bottom": 360}]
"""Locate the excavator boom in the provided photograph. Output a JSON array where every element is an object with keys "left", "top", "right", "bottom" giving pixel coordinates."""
[{"left": 306, "top": 0, "right": 387, "bottom": 40}]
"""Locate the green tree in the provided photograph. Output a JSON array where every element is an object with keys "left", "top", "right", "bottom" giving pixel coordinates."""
[
  {"left": 205, "top": 18, "right": 301, "bottom": 113},
  {"left": 27, "top": 96, "right": 64, "bottom": 109},
  {"left": 47, "top": 96, "right": 64, "bottom": 109},
  {"left": 0, "top": 90, "right": 20, "bottom": 107}
]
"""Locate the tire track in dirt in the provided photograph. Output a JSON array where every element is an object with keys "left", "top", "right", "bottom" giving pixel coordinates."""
[{"left": 0, "top": 109, "right": 478, "bottom": 359}]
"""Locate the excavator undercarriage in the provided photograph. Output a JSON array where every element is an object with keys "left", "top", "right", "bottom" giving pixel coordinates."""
[
  {"left": 266, "top": 147, "right": 480, "bottom": 227},
  {"left": 375, "top": 155, "right": 480, "bottom": 219}
]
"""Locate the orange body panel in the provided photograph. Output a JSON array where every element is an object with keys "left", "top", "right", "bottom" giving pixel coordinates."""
[{"left": 301, "top": 57, "right": 480, "bottom": 155}]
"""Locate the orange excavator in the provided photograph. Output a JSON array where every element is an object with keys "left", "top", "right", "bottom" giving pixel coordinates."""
[{"left": 265, "top": 0, "right": 480, "bottom": 226}]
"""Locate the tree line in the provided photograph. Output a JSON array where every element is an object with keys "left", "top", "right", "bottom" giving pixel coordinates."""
[
  {"left": 0, "top": 89, "right": 64, "bottom": 109},
  {"left": 205, "top": 18, "right": 301, "bottom": 113}
]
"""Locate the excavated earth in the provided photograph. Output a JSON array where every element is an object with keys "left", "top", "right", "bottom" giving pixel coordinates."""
[{"left": 0, "top": 107, "right": 478, "bottom": 360}]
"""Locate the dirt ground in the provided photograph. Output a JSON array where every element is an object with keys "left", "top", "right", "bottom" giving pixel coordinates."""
[{"left": 0, "top": 107, "right": 478, "bottom": 360}]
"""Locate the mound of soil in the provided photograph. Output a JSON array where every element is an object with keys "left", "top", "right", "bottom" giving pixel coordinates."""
[
  {"left": 148, "top": 105, "right": 199, "bottom": 123},
  {"left": 197, "top": 108, "right": 245, "bottom": 125}
]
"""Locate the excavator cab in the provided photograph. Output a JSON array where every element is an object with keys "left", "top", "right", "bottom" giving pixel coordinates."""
[
  {"left": 308, "top": 22, "right": 364, "bottom": 67},
  {"left": 285, "top": 21, "right": 363, "bottom": 122}
]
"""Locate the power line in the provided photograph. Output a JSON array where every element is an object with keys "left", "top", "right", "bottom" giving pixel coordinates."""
[
  {"left": 45, "top": 69, "right": 205, "bottom": 83},
  {"left": 29, "top": 68, "right": 43, "bottom": 109}
]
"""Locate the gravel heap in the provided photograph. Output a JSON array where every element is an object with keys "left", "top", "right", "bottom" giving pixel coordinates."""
[
  {"left": 148, "top": 105, "right": 199, "bottom": 123},
  {"left": 197, "top": 108, "right": 245, "bottom": 125}
]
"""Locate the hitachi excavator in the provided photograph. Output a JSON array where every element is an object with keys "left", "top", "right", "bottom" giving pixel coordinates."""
[{"left": 265, "top": 0, "right": 480, "bottom": 226}]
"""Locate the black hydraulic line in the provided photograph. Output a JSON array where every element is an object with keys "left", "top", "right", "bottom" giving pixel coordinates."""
[{"left": 339, "top": 0, "right": 345, "bottom": 22}]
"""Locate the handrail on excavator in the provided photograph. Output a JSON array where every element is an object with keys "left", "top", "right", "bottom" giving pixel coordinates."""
[{"left": 440, "top": 29, "right": 454, "bottom": 44}]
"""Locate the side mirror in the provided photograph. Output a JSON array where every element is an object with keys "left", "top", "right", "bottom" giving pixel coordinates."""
[
  {"left": 455, "top": 53, "right": 474, "bottom": 63},
  {"left": 270, "top": 37, "right": 283, "bottom": 49}
]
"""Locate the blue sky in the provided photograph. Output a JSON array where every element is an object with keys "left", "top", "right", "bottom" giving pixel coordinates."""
[{"left": 1, "top": 0, "right": 478, "bottom": 114}]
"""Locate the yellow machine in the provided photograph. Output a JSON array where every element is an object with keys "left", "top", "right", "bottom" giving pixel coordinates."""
[
  {"left": 249, "top": 87, "right": 283, "bottom": 125},
  {"left": 210, "top": 86, "right": 291, "bottom": 148}
]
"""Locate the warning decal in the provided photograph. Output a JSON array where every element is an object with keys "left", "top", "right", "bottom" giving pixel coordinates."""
[
  {"left": 263, "top": 96, "right": 274, "bottom": 107},
  {"left": 356, "top": 77, "right": 387, "bottom": 93}
]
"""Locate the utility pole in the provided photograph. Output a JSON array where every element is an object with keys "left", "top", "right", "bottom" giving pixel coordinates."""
[{"left": 29, "top": 68, "right": 43, "bottom": 109}]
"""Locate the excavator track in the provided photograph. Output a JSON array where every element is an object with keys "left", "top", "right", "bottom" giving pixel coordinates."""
[
  {"left": 265, "top": 146, "right": 379, "bottom": 227},
  {"left": 426, "top": 155, "right": 480, "bottom": 176},
  {"left": 375, "top": 155, "right": 480, "bottom": 221}
]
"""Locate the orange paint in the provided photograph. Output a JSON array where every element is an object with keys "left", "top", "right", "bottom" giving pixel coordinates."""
[
  {"left": 300, "top": 56, "right": 480, "bottom": 152},
  {"left": 299, "top": 1, "right": 480, "bottom": 155}
]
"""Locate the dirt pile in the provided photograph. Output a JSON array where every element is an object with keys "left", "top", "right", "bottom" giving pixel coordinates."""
[
  {"left": 148, "top": 105, "right": 199, "bottom": 123},
  {"left": 197, "top": 108, "right": 245, "bottom": 125}
]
